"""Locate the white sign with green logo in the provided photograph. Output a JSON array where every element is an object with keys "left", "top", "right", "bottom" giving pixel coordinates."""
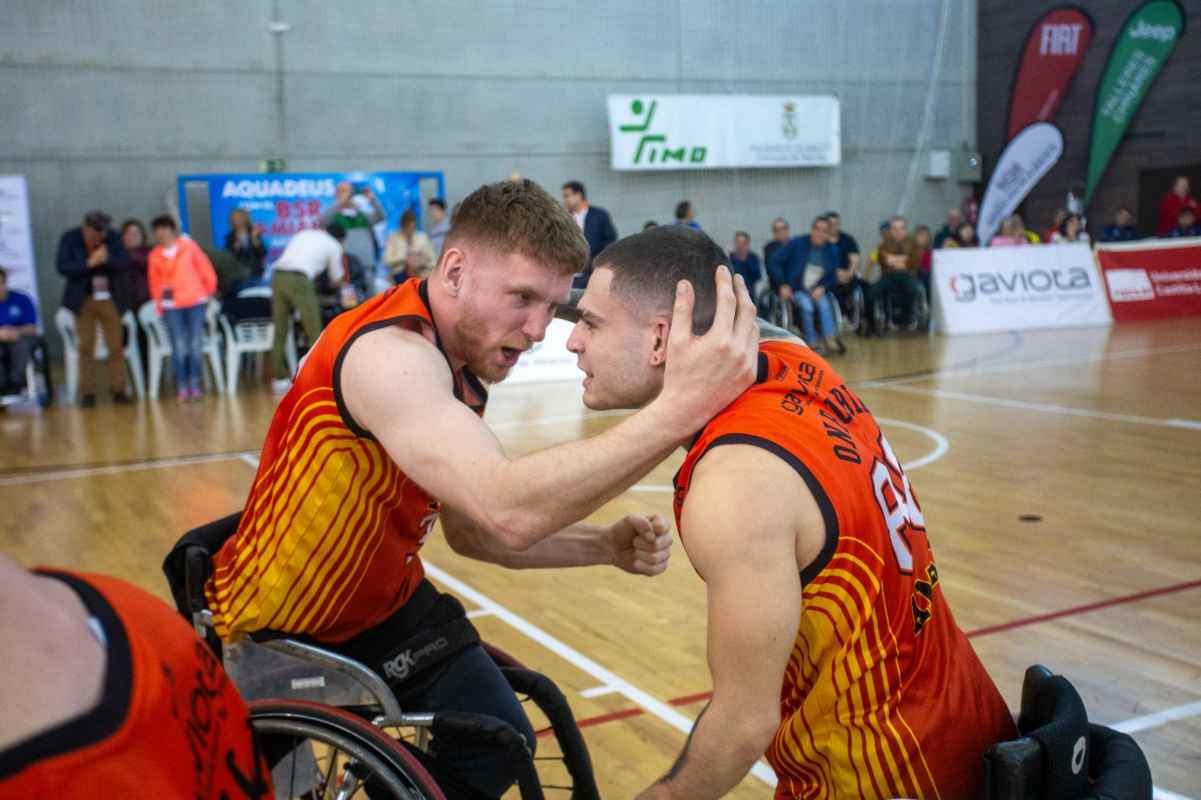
[{"left": 607, "top": 95, "right": 840, "bottom": 171}]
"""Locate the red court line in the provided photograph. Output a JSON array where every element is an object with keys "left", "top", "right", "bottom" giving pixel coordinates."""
[{"left": 540, "top": 578, "right": 1201, "bottom": 738}]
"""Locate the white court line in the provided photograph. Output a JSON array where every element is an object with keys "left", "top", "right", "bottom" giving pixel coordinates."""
[
  {"left": 1113, "top": 699, "right": 1201, "bottom": 735},
  {"left": 878, "top": 385, "right": 1201, "bottom": 431},
  {"left": 422, "top": 561, "right": 779, "bottom": 789},
  {"left": 580, "top": 685, "right": 621, "bottom": 699},
  {"left": 859, "top": 342, "right": 1201, "bottom": 389},
  {"left": 0, "top": 450, "right": 257, "bottom": 486},
  {"left": 466, "top": 608, "right": 494, "bottom": 619},
  {"left": 1154, "top": 787, "right": 1194, "bottom": 800}
]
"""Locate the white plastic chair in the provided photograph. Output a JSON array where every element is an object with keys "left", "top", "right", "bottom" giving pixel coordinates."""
[
  {"left": 220, "top": 287, "right": 297, "bottom": 394},
  {"left": 137, "top": 300, "right": 226, "bottom": 398},
  {"left": 55, "top": 307, "right": 146, "bottom": 402}
]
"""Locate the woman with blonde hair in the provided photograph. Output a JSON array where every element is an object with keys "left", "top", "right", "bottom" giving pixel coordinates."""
[
  {"left": 224, "top": 208, "right": 267, "bottom": 277},
  {"left": 383, "top": 208, "right": 436, "bottom": 282}
]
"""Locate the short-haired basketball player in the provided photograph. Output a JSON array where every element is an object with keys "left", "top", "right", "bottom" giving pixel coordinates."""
[
  {"left": 566, "top": 226, "right": 1018, "bottom": 800},
  {"left": 204, "top": 179, "right": 759, "bottom": 797},
  {"left": 0, "top": 554, "right": 271, "bottom": 797}
]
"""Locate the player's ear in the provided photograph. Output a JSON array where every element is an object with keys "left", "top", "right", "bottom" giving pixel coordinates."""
[
  {"left": 648, "top": 316, "right": 671, "bottom": 367},
  {"left": 439, "top": 247, "right": 465, "bottom": 297}
]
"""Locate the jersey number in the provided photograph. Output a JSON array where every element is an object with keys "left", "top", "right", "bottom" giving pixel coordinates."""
[{"left": 870, "top": 433, "right": 926, "bottom": 574}]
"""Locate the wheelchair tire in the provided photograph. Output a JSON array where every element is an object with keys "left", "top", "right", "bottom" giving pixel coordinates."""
[{"left": 249, "top": 699, "right": 448, "bottom": 799}]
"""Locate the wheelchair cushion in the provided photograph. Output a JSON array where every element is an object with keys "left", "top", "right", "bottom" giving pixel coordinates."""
[{"left": 1087, "top": 723, "right": 1152, "bottom": 800}]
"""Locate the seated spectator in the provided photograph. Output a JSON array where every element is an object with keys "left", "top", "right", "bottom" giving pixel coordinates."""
[
  {"left": 674, "top": 200, "right": 701, "bottom": 230},
  {"left": 427, "top": 198, "right": 451, "bottom": 258},
  {"left": 1051, "top": 213, "right": 1090, "bottom": 245},
  {"left": 729, "top": 231, "right": 763, "bottom": 303},
  {"left": 383, "top": 209, "right": 436, "bottom": 282},
  {"left": 0, "top": 267, "right": 38, "bottom": 397},
  {"left": 865, "top": 220, "right": 891, "bottom": 284},
  {"left": 1156, "top": 176, "right": 1199, "bottom": 236},
  {"left": 763, "top": 218, "right": 790, "bottom": 286},
  {"left": 827, "top": 211, "right": 867, "bottom": 326},
  {"left": 990, "top": 215, "right": 1029, "bottom": 247},
  {"left": 1043, "top": 209, "right": 1067, "bottom": 244},
  {"left": 866, "top": 216, "right": 922, "bottom": 335},
  {"left": 224, "top": 208, "right": 268, "bottom": 278},
  {"left": 769, "top": 215, "right": 843, "bottom": 355},
  {"left": 1166, "top": 207, "right": 1201, "bottom": 238},
  {"left": 1014, "top": 213, "right": 1041, "bottom": 244},
  {"left": 934, "top": 207, "right": 963, "bottom": 249},
  {"left": 1101, "top": 208, "right": 1141, "bottom": 243},
  {"left": 949, "top": 220, "right": 980, "bottom": 248},
  {"left": 643, "top": 220, "right": 658, "bottom": 231},
  {"left": 121, "top": 219, "right": 152, "bottom": 310},
  {"left": 56, "top": 209, "right": 134, "bottom": 407},
  {"left": 913, "top": 225, "right": 934, "bottom": 295},
  {"left": 269, "top": 224, "right": 346, "bottom": 394},
  {"left": 323, "top": 181, "right": 384, "bottom": 279},
  {"left": 148, "top": 216, "right": 217, "bottom": 402}
]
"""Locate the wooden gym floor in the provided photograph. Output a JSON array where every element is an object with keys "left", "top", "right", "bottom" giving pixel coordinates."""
[{"left": 2, "top": 318, "right": 1199, "bottom": 798}]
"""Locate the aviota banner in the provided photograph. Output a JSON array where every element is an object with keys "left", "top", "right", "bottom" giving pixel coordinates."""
[
  {"left": 1007, "top": 5, "right": 1094, "bottom": 140},
  {"left": 1084, "top": 0, "right": 1185, "bottom": 203}
]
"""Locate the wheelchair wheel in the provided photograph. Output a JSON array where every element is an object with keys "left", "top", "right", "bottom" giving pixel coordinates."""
[{"left": 249, "top": 699, "right": 448, "bottom": 799}]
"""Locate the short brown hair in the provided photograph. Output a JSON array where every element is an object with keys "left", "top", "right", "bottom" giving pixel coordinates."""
[{"left": 445, "top": 179, "right": 587, "bottom": 276}]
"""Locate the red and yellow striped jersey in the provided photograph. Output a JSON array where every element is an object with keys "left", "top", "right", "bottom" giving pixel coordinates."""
[
  {"left": 673, "top": 341, "right": 1016, "bottom": 799},
  {"left": 206, "top": 279, "right": 487, "bottom": 644}
]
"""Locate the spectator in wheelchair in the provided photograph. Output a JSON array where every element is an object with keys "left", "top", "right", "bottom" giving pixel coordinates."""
[
  {"left": 0, "top": 553, "right": 272, "bottom": 798},
  {"left": 865, "top": 215, "right": 923, "bottom": 336},
  {"left": 565, "top": 225, "right": 1018, "bottom": 799},
  {"left": 728, "top": 230, "right": 763, "bottom": 304},
  {"left": 0, "top": 267, "right": 38, "bottom": 398},
  {"left": 825, "top": 211, "right": 868, "bottom": 331},
  {"left": 768, "top": 215, "right": 845, "bottom": 355},
  {"left": 201, "top": 178, "right": 758, "bottom": 799},
  {"left": 913, "top": 223, "right": 934, "bottom": 296}
]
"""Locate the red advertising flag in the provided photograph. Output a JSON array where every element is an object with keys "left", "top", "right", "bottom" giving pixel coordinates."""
[
  {"left": 1096, "top": 238, "right": 1201, "bottom": 322},
  {"left": 1007, "top": 6, "right": 1095, "bottom": 140}
]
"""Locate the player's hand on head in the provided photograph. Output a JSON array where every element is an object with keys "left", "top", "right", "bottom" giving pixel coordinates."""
[
  {"left": 609, "top": 513, "right": 673, "bottom": 577},
  {"left": 660, "top": 265, "right": 759, "bottom": 438}
]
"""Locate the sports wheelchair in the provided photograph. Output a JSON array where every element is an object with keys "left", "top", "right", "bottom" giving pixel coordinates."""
[
  {"left": 0, "top": 335, "right": 54, "bottom": 409},
  {"left": 164, "top": 514, "right": 600, "bottom": 800},
  {"left": 984, "top": 665, "right": 1152, "bottom": 800},
  {"left": 869, "top": 280, "right": 930, "bottom": 336}
]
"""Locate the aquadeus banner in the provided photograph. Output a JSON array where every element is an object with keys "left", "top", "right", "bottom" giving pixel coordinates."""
[
  {"left": 932, "top": 243, "right": 1112, "bottom": 335},
  {"left": 977, "top": 123, "right": 1065, "bottom": 247},
  {"left": 1007, "top": 5, "right": 1095, "bottom": 140},
  {"left": 607, "top": 95, "right": 840, "bottom": 171},
  {"left": 1084, "top": 0, "right": 1185, "bottom": 202}
]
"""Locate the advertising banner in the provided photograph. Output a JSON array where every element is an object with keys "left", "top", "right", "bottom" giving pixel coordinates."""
[
  {"left": 1096, "top": 237, "right": 1201, "bottom": 322},
  {"left": 977, "top": 123, "right": 1065, "bottom": 247},
  {"left": 0, "top": 175, "right": 42, "bottom": 325},
  {"left": 177, "top": 171, "right": 444, "bottom": 265},
  {"left": 1084, "top": 0, "right": 1185, "bottom": 202},
  {"left": 932, "top": 243, "right": 1112, "bottom": 335},
  {"left": 607, "top": 95, "right": 840, "bottom": 171},
  {"left": 1007, "top": 5, "right": 1095, "bottom": 140}
]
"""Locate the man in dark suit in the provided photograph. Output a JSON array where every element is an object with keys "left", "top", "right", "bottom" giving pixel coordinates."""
[
  {"left": 56, "top": 210, "right": 134, "bottom": 407},
  {"left": 562, "top": 181, "right": 617, "bottom": 288}
]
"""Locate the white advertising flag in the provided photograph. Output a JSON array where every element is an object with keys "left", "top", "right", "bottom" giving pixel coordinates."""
[
  {"left": 977, "top": 122, "right": 1064, "bottom": 246},
  {"left": 607, "top": 95, "right": 840, "bottom": 171}
]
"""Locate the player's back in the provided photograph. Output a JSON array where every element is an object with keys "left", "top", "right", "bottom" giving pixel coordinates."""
[{"left": 673, "top": 340, "right": 1016, "bottom": 799}]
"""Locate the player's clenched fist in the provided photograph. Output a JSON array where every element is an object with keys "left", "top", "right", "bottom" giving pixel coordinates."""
[{"left": 608, "top": 513, "right": 673, "bottom": 576}]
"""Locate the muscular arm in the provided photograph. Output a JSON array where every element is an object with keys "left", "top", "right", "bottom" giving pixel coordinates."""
[
  {"left": 637, "top": 444, "right": 823, "bottom": 800},
  {"left": 341, "top": 270, "right": 757, "bottom": 551}
]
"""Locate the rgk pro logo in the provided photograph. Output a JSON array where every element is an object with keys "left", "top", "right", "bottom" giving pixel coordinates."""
[
  {"left": 1039, "top": 23, "right": 1085, "bottom": 55},
  {"left": 950, "top": 267, "right": 1092, "bottom": 302},
  {"left": 382, "top": 637, "right": 449, "bottom": 682}
]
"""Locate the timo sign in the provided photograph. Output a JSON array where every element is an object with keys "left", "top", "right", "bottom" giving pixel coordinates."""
[{"left": 619, "top": 99, "right": 708, "bottom": 166}]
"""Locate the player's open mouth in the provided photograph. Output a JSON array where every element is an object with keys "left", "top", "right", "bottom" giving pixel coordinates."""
[{"left": 500, "top": 347, "right": 522, "bottom": 365}]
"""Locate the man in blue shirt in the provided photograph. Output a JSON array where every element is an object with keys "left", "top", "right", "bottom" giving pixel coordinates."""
[
  {"left": 0, "top": 267, "right": 38, "bottom": 396},
  {"left": 768, "top": 215, "right": 844, "bottom": 355},
  {"left": 674, "top": 200, "right": 701, "bottom": 230},
  {"left": 1166, "top": 208, "right": 1201, "bottom": 238},
  {"left": 729, "top": 231, "right": 763, "bottom": 306},
  {"left": 1101, "top": 208, "right": 1141, "bottom": 243}
]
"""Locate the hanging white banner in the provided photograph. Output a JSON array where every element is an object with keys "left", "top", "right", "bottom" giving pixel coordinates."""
[
  {"left": 607, "top": 95, "right": 840, "bottom": 171},
  {"left": 932, "top": 242, "right": 1112, "bottom": 335},
  {"left": 0, "top": 176, "right": 42, "bottom": 326},
  {"left": 977, "top": 122, "right": 1065, "bottom": 246}
]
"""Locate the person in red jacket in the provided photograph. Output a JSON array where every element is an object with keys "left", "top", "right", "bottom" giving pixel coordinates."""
[
  {"left": 148, "top": 214, "right": 218, "bottom": 401},
  {"left": 1156, "top": 176, "right": 1199, "bottom": 236},
  {"left": 0, "top": 554, "right": 271, "bottom": 798}
]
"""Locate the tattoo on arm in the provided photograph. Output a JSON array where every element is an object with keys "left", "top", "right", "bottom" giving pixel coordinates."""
[{"left": 657, "top": 702, "right": 710, "bottom": 785}]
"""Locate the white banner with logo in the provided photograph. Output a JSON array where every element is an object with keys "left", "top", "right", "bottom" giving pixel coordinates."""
[
  {"left": 977, "top": 122, "right": 1064, "bottom": 246},
  {"left": 503, "top": 319, "right": 582, "bottom": 385},
  {"left": 0, "top": 176, "right": 41, "bottom": 324},
  {"left": 607, "top": 95, "right": 840, "bottom": 171},
  {"left": 932, "top": 243, "right": 1112, "bottom": 335}
]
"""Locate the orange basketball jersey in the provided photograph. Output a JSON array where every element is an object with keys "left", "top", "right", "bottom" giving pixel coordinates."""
[
  {"left": 673, "top": 341, "right": 1016, "bottom": 800},
  {"left": 0, "top": 570, "right": 271, "bottom": 798},
  {"left": 207, "top": 278, "right": 487, "bottom": 643}
]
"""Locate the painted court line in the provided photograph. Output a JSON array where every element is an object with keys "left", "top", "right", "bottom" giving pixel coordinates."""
[
  {"left": 422, "top": 560, "right": 779, "bottom": 788},
  {"left": 580, "top": 685, "right": 621, "bottom": 699},
  {"left": 0, "top": 450, "right": 257, "bottom": 486},
  {"left": 877, "top": 385, "right": 1201, "bottom": 431},
  {"left": 1113, "top": 699, "right": 1201, "bottom": 735},
  {"left": 1154, "top": 787, "right": 1194, "bottom": 800}
]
